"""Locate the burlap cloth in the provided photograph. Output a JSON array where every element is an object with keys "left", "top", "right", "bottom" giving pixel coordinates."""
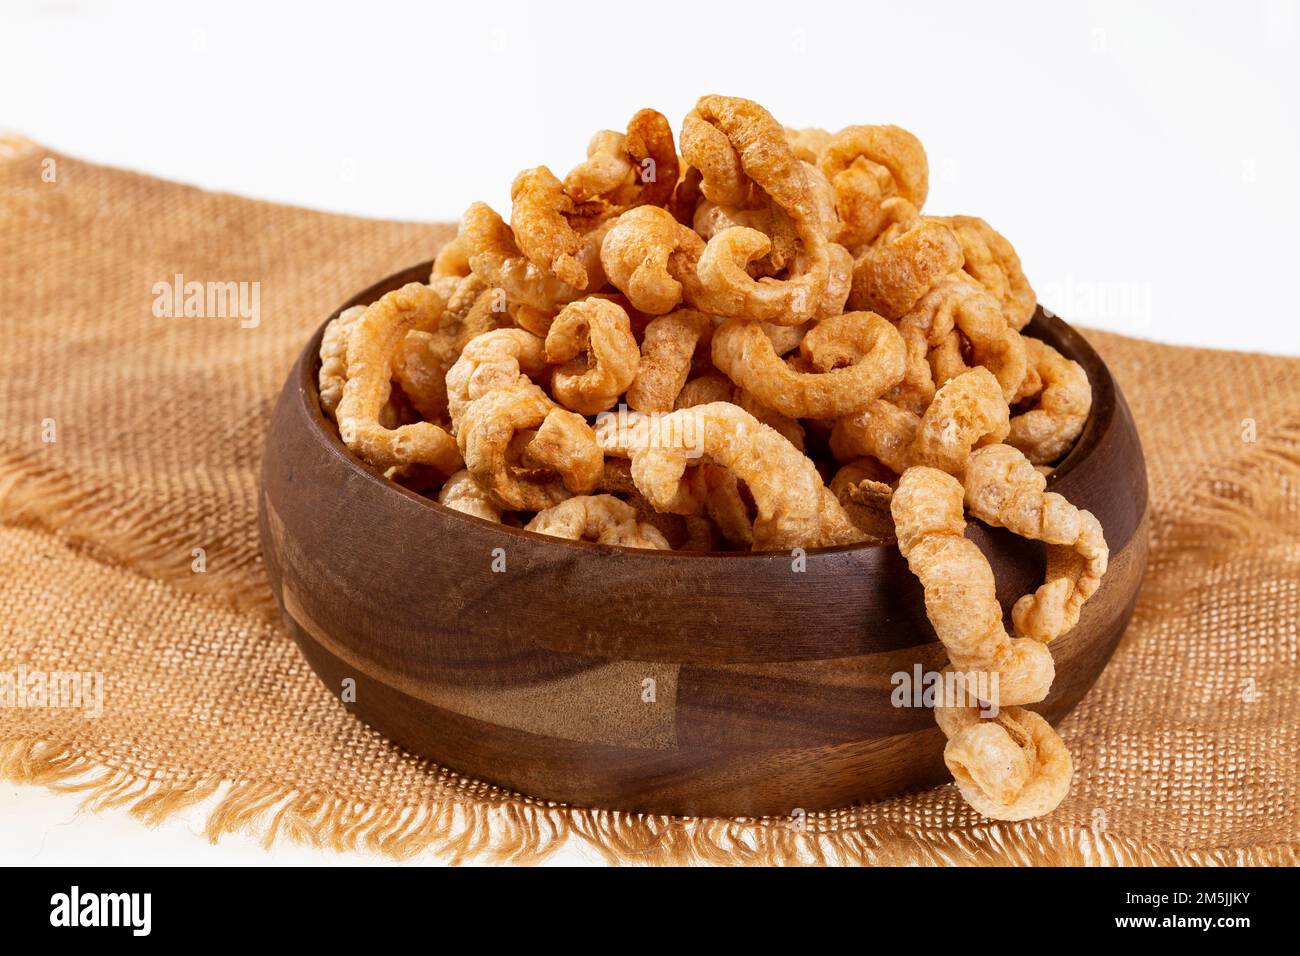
[{"left": 1, "top": 138, "right": 1296, "bottom": 866}]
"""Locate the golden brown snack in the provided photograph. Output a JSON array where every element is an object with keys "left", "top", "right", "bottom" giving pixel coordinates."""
[
  {"left": 730, "top": 387, "right": 806, "bottom": 451},
  {"left": 691, "top": 225, "right": 829, "bottom": 325},
  {"left": 436, "top": 469, "right": 502, "bottom": 523},
  {"left": 565, "top": 130, "right": 633, "bottom": 205},
  {"left": 784, "top": 126, "right": 832, "bottom": 163},
  {"left": 519, "top": 406, "right": 605, "bottom": 495},
  {"left": 1008, "top": 336, "right": 1092, "bottom": 464},
  {"left": 935, "top": 699, "right": 1072, "bottom": 821},
  {"left": 457, "top": 382, "right": 598, "bottom": 510},
  {"left": 596, "top": 444, "right": 753, "bottom": 547},
  {"left": 904, "top": 276, "right": 1028, "bottom": 403},
  {"left": 525, "top": 494, "right": 671, "bottom": 549},
  {"left": 545, "top": 297, "right": 639, "bottom": 415},
  {"left": 395, "top": 286, "right": 512, "bottom": 422},
  {"left": 962, "top": 443, "right": 1108, "bottom": 643},
  {"left": 318, "top": 305, "right": 368, "bottom": 417},
  {"left": 828, "top": 367, "right": 1007, "bottom": 479},
  {"left": 680, "top": 106, "right": 750, "bottom": 207},
  {"left": 911, "top": 367, "right": 1011, "bottom": 475},
  {"left": 335, "top": 284, "right": 463, "bottom": 476},
  {"left": 829, "top": 458, "right": 895, "bottom": 542},
  {"left": 566, "top": 109, "right": 680, "bottom": 211},
  {"left": 431, "top": 234, "right": 472, "bottom": 278},
  {"left": 689, "top": 463, "right": 755, "bottom": 547},
  {"left": 621, "top": 108, "right": 681, "bottom": 208},
  {"left": 934, "top": 215, "right": 1036, "bottom": 331},
  {"left": 679, "top": 95, "right": 831, "bottom": 324},
  {"left": 848, "top": 214, "right": 963, "bottom": 319},
  {"left": 667, "top": 371, "right": 805, "bottom": 451},
  {"left": 510, "top": 166, "right": 593, "bottom": 289},
  {"left": 818, "top": 125, "right": 929, "bottom": 249},
  {"left": 666, "top": 165, "right": 703, "bottom": 224},
  {"left": 444, "top": 328, "right": 549, "bottom": 426},
  {"left": 758, "top": 321, "right": 807, "bottom": 356},
  {"left": 890, "top": 466, "right": 1055, "bottom": 705},
  {"left": 711, "top": 312, "right": 905, "bottom": 419},
  {"left": 692, "top": 199, "right": 799, "bottom": 277},
  {"left": 622, "top": 402, "right": 863, "bottom": 550},
  {"left": 1013, "top": 509, "right": 1108, "bottom": 643},
  {"left": 830, "top": 399, "right": 920, "bottom": 474},
  {"left": 626, "top": 309, "right": 712, "bottom": 412},
  {"left": 818, "top": 241, "right": 856, "bottom": 319},
  {"left": 673, "top": 372, "right": 734, "bottom": 409},
  {"left": 927, "top": 328, "right": 969, "bottom": 389},
  {"left": 461, "top": 202, "right": 603, "bottom": 313},
  {"left": 600, "top": 205, "right": 706, "bottom": 315}
]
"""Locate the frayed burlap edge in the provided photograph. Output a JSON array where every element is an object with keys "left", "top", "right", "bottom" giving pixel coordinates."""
[
  {"left": 3, "top": 738, "right": 1296, "bottom": 866},
  {"left": 4, "top": 406, "right": 1300, "bottom": 866}
]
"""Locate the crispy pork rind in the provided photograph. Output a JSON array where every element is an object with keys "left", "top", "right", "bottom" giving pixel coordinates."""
[
  {"left": 444, "top": 328, "right": 549, "bottom": 425},
  {"left": 890, "top": 466, "right": 1055, "bottom": 705},
  {"left": 818, "top": 125, "right": 929, "bottom": 249},
  {"left": 830, "top": 399, "right": 920, "bottom": 475},
  {"left": 461, "top": 201, "right": 599, "bottom": 313},
  {"left": 830, "top": 367, "right": 1007, "bottom": 476},
  {"left": 935, "top": 700, "right": 1073, "bottom": 821},
  {"left": 545, "top": 297, "right": 639, "bottom": 415},
  {"left": 962, "top": 443, "right": 1108, "bottom": 643},
  {"left": 395, "top": 283, "right": 512, "bottom": 422},
  {"left": 445, "top": 327, "right": 602, "bottom": 509},
  {"left": 1008, "top": 336, "right": 1092, "bottom": 464},
  {"left": 601, "top": 403, "right": 863, "bottom": 550},
  {"left": 565, "top": 109, "right": 680, "bottom": 211},
  {"left": 431, "top": 234, "right": 472, "bottom": 279},
  {"left": 318, "top": 98, "right": 1104, "bottom": 823},
  {"left": 519, "top": 404, "right": 605, "bottom": 494},
  {"left": 911, "top": 367, "right": 1011, "bottom": 475},
  {"left": 829, "top": 458, "right": 896, "bottom": 543},
  {"left": 626, "top": 309, "right": 712, "bottom": 412},
  {"left": 526, "top": 494, "right": 671, "bottom": 550},
  {"left": 928, "top": 328, "right": 969, "bottom": 390},
  {"left": 680, "top": 95, "right": 831, "bottom": 324},
  {"left": 670, "top": 372, "right": 806, "bottom": 452},
  {"left": 319, "top": 305, "right": 368, "bottom": 418},
  {"left": 510, "top": 166, "right": 593, "bottom": 289},
  {"left": 334, "top": 283, "right": 462, "bottom": 476},
  {"left": 564, "top": 131, "right": 633, "bottom": 206},
  {"left": 906, "top": 276, "right": 1028, "bottom": 403},
  {"left": 848, "top": 214, "right": 963, "bottom": 319},
  {"left": 600, "top": 205, "right": 706, "bottom": 315},
  {"left": 456, "top": 382, "right": 601, "bottom": 511},
  {"left": 437, "top": 469, "right": 502, "bottom": 523},
  {"left": 692, "top": 199, "right": 799, "bottom": 277},
  {"left": 934, "top": 215, "right": 1036, "bottom": 331},
  {"left": 711, "top": 312, "right": 905, "bottom": 419},
  {"left": 784, "top": 126, "right": 832, "bottom": 164}
]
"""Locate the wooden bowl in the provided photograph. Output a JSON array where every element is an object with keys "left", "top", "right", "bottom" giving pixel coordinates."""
[{"left": 258, "top": 262, "right": 1149, "bottom": 818}]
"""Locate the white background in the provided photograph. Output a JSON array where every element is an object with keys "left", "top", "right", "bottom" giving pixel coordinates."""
[{"left": 1, "top": 0, "right": 1297, "bottom": 866}]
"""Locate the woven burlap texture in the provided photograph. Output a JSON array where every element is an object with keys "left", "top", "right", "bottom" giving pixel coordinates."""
[{"left": 1, "top": 138, "right": 1296, "bottom": 865}]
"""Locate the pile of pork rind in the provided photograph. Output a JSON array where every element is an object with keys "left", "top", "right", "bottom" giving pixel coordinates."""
[{"left": 320, "top": 95, "right": 1108, "bottom": 820}]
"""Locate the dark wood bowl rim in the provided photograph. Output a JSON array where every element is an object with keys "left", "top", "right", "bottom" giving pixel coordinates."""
[{"left": 291, "top": 262, "right": 1117, "bottom": 559}]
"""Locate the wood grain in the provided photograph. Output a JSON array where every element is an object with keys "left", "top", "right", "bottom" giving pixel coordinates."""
[{"left": 257, "top": 262, "right": 1150, "bottom": 817}]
